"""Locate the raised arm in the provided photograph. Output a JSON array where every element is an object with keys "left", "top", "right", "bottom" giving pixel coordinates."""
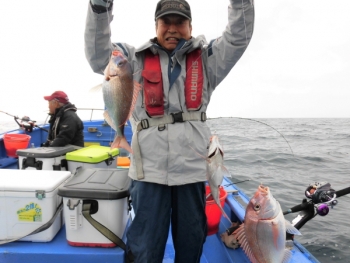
[
  {"left": 206, "top": 0, "right": 255, "bottom": 89},
  {"left": 84, "top": 0, "right": 115, "bottom": 75}
]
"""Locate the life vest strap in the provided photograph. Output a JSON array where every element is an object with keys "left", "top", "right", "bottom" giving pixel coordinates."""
[{"left": 136, "top": 112, "right": 207, "bottom": 131}]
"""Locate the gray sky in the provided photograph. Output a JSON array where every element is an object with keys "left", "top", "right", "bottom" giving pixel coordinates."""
[{"left": 0, "top": 0, "right": 349, "bottom": 123}]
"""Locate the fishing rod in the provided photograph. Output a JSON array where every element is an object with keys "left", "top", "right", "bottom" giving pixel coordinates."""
[
  {"left": 0, "top": 110, "right": 48, "bottom": 133},
  {"left": 223, "top": 179, "right": 251, "bottom": 187},
  {"left": 283, "top": 181, "right": 350, "bottom": 240},
  {"left": 224, "top": 181, "right": 350, "bottom": 238}
]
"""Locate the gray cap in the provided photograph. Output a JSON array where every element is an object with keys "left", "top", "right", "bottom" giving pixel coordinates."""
[{"left": 155, "top": 0, "right": 192, "bottom": 21}]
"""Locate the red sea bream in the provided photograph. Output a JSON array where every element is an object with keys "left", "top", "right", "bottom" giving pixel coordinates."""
[
  {"left": 102, "top": 50, "right": 140, "bottom": 154},
  {"left": 224, "top": 185, "right": 301, "bottom": 263}
]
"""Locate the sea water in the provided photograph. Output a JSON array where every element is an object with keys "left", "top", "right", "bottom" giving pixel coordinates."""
[
  {"left": 1, "top": 118, "right": 349, "bottom": 262},
  {"left": 207, "top": 118, "right": 350, "bottom": 263}
]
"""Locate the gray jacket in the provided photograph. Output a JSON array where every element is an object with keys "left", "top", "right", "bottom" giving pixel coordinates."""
[{"left": 85, "top": 0, "right": 255, "bottom": 185}]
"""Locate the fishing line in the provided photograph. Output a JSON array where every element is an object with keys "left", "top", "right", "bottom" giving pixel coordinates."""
[
  {"left": 0, "top": 110, "right": 17, "bottom": 118},
  {"left": 208, "top": 116, "right": 295, "bottom": 156},
  {"left": 102, "top": 0, "right": 116, "bottom": 148},
  {"left": 90, "top": 1, "right": 115, "bottom": 230},
  {"left": 238, "top": 117, "right": 294, "bottom": 156},
  {"left": 201, "top": 3, "right": 295, "bottom": 158}
]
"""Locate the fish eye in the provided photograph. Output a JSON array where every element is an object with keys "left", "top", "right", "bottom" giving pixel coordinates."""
[
  {"left": 117, "top": 61, "right": 125, "bottom": 67},
  {"left": 253, "top": 204, "right": 261, "bottom": 211}
]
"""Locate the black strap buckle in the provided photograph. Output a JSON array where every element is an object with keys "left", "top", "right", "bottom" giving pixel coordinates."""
[
  {"left": 140, "top": 119, "right": 150, "bottom": 129},
  {"left": 171, "top": 112, "right": 184, "bottom": 124},
  {"left": 201, "top": 112, "right": 207, "bottom": 122}
]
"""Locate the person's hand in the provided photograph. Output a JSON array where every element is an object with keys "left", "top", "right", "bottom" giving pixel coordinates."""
[
  {"left": 41, "top": 141, "right": 50, "bottom": 147},
  {"left": 91, "top": 0, "right": 113, "bottom": 8},
  {"left": 41, "top": 140, "right": 53, "bottom": 147}
]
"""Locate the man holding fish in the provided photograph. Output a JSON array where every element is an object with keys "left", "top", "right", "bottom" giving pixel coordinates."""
[{"left": 85, "top": 0, "right": 254, "bottom": 262}]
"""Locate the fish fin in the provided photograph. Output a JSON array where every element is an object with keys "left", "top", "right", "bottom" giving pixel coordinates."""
[
  {"left": 111, "top": 135, "right": 133, "bottom": 154},
  {"left": 232, "top": 224, "right": 245, "bottom": 244},
  {"left": 232, "top": 224, "right": 259, "bottom": 263},
  {"left": 89, "top": 83, "right": 103, "bottom": 93},
  {"left": 285, "top": 220, "right": 302, "bottom": 235},
  {"left": 189, "top": 145, "right": 207, "bottom": 160},
  {"left": 220, "top": 164, "right": 232, "bottom": 178},
  {"left": 103, "top": 111, "right": 117, "bottom": 131},
  {"left": 119, "top": 80, "right": 142, "bottom": 128},
  {"left": 214, "top": 198, "right": 232, "bottom": 224},
  {"left": 282, "top": 248, "right": 293, "bottom": 263},
  {"left": 207, "top": 165, "right": 228, "bottom": 185}
]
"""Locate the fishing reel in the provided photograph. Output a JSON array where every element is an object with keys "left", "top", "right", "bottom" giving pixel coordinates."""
[
  {"left": 305, "top": 182, "right": 337, "bottom": 216},
  {"left": 15, "top": 116, "right": 36, "bottom": 133}
]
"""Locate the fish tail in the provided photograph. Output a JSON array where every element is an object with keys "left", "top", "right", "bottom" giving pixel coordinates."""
[
  {"left": 216, "top": 201, "right": 232, "bottom": 224},
  {"left": 111, "top": 135, "right": 133, "bottom": 154}
]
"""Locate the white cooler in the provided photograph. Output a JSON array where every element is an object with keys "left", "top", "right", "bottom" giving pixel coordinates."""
[
  {"left": 65, "top": 145, "right": 119, "bottom": 174},
  {"left": 58, "top": 168, "right": 131, "bottom": 247},
  {"left": 17, "top": 145, "right": 78, "bottom": 171},
  {"left": 0, "top": 169, "right": 71, "bottom": 242}
]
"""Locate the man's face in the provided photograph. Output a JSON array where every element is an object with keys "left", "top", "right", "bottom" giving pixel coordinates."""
[
  {"left": 156, "top": 14, "right": 192, "bottom": 52},
  {"left": 48, "top": 99, "right": 59, "bottom": 114}
]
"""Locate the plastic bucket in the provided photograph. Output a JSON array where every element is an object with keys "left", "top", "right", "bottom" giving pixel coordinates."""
[
  {"left": 3, "top": 133, "right": 31, "bottom": 157},
  {"left": 205, "top": 185, "right": 228, "bottom": 236}
]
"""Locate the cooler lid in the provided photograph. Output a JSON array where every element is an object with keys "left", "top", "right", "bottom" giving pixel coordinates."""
[
  {"left": 65, "top": 145, "right": 119, "bottom": 163},
  {"left": 58, "top": 168, "right": 130, "bottom": 200},
  {"left": 0, "top": 170, "right": 71, "bottom": 192},
  {"left": 17, "top": 145, "right": 79, "bottom": 158}
]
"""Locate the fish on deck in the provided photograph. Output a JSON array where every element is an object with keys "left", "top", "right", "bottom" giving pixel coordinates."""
[
  {"left": 102, "top": 50, "right": 141, "bottom": 154},
  {"left": 221, "top": 184, "right": 301, "bottom": 263}
]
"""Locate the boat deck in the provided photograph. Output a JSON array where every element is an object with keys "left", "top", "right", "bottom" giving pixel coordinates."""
[
  {"left": 1, "top": 180, "right": 319, "bottom": 263},
  {"left": 0, "top": 122, "right": 320, "bottom": 263},
  {"left": 0, "top": 219, "right": 251, "bottom": 263}
]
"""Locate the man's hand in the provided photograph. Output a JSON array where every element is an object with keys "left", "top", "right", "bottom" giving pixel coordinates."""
[
  {"left": 91, "top": 0, "right": 113, "bottom": 8},
  {"left": 90, "top": 0, "right": 113, "bottom": 13},
  {"left": 41, "top": 140, "right": 51, "bottom": 147}
]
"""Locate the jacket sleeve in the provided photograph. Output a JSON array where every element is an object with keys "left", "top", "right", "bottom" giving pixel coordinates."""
[
  {"left": 206, "top": 0, "right": 255, "bottom": 89},
  {"left": 50, "top": 112, "right": 81, "bottom": 147},
  {"left": 84, "top": 2, "right": 115, "bottom": 75}
]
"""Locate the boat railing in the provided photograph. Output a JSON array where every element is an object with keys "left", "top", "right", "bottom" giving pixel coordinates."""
[{"left": 76, "top": 108, "right": 106, "bottom": 122}]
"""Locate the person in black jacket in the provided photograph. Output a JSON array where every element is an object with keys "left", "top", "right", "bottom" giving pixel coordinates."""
[{"left": 42, "top": 91, "right": 84, "bottom": 147}]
